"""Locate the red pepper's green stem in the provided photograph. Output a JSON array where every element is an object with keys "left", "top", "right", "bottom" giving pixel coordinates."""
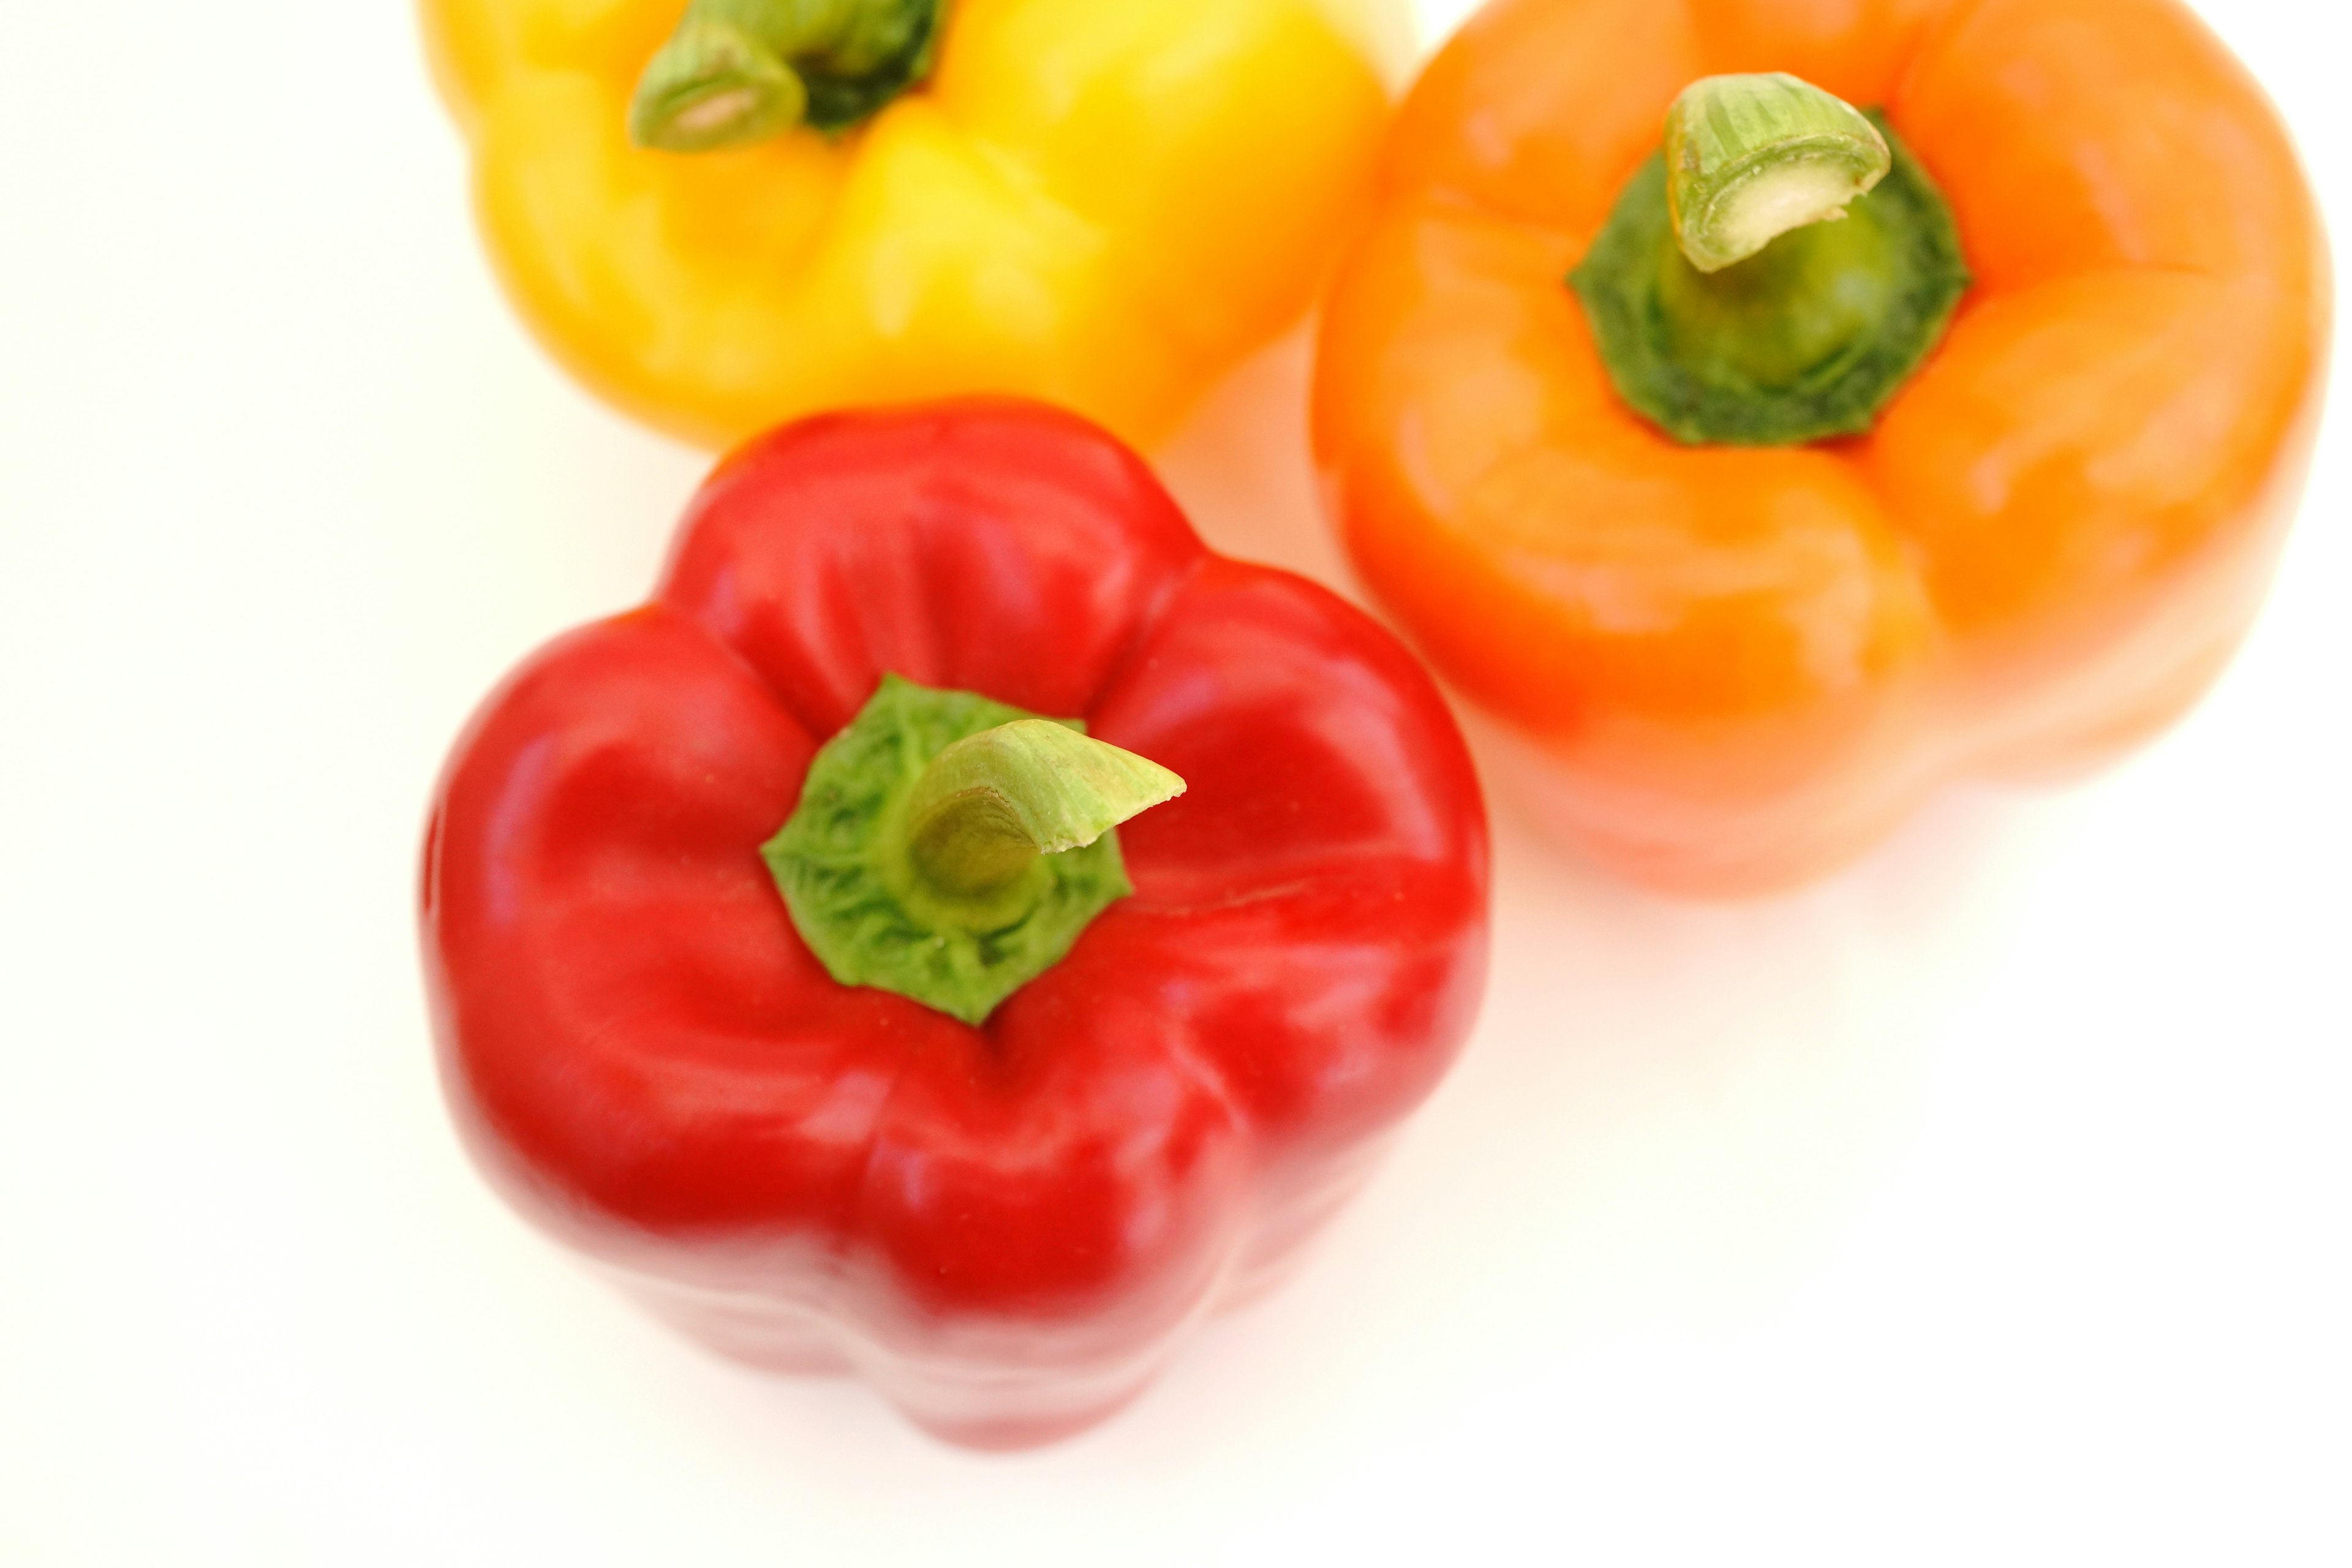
[
  {"left": 907, "top": 720, "right": 1186, "bottom": 899},
  {"left": 630, "top": 0, "right": 947, "bottom": 151},
  {"left": 1665, "top": 74, "right": 1891, "bottom": 274},
  {"left": 763, "top": 676, "right": 1185, "bottom": 1025}
]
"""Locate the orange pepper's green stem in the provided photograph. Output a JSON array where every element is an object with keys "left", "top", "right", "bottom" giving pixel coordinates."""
[
  {"left": 630, "top": 0, "right": 946, "bottom": 150},
  {"left": 1570, "top": 76, "right": 1967, "bottom": 446},
  {"left": 1665, "top": 74, "right": 1891, "bottom": 274}
]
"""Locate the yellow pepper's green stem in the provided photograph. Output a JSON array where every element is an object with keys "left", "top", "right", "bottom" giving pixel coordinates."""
[
  {"left": 630, "top": 0, "right": 947, "bottom": 151},
  {"left": 1665, "top": 74, "right": 1891, "bottom": 274},
  {"left": 907, "top": 720, "right": 1186, "bottom": 898}
]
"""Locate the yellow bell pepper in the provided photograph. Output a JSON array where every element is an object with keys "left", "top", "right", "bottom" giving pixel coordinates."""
[{"left": 421, "top": 0, "right": 1410, "bottom": 450}]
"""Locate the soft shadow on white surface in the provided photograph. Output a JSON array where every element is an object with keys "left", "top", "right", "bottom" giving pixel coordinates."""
[{"left": 1, "top": 0, "right": 2345, "bottom": 1562}]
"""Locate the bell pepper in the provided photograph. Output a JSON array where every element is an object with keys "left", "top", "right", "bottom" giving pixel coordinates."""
[
  {"left": 419, "top": 401, "right": 1489, "bottom": 1447},
  {"left": 1313, "top": 0, "right": 2327, "bottom": 892},
  {"left": 419, "top": 0, "right": 1409, "bottom": 451}
]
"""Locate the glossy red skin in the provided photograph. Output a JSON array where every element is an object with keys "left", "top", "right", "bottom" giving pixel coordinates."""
[{"left": 420, "top": 402, "right": 1490, "bottom": 1448}]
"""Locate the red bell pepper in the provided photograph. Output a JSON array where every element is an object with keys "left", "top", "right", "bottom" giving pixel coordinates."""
[{"left": 420, "top": 401, "right": 1490, "bottom": 1447}]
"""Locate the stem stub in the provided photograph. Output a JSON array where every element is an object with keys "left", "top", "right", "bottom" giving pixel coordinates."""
[
  {"left": 763, "top": 674, "right": 1185, "bottom": 1025},
  {"left": 1666, "top": 74, "right": 1891, "bottom": 274},
  {"left": 1571, "top": 92, "right": 1969, "bottom": 447},
  {"left": 630, "top": 0, "right": 948, "bottom": 152}
]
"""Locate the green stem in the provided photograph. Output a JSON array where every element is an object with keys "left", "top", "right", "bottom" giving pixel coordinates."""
[
  {"left": 762, "top": 676, "right": 1186, "bottom": 1025},
  {"left": 1665, "top": 74, "right": 1891, "bottom": 274},
  {"left": 905, "top": 720, "right": 1185, "bottom": 899},
  {"left": 630, "top": 0, "right": 948, "bottom": 151},
  {"left": 1570, "top": 83, "right": 1968, "bottom": 447}
]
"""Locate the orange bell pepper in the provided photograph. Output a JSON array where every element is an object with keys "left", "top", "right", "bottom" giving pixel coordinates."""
[{"left": 1313, "top": 0, "right": 2327, "bottom": 892}]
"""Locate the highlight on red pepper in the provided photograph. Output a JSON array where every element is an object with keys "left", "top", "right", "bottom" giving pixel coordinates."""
[
  {"left": 1313, "top": 0, "right": 2328, "bottom": 892},
  {"left": 419, "top": 401, "right": 1490, "bottom": 1447}
]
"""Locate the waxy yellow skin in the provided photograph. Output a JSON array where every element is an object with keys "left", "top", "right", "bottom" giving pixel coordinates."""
[{"left": 423, "top": 0, "right": 1404, "bottom": 450}]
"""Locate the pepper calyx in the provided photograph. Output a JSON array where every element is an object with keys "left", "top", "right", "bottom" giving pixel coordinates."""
[
  {"left": 1571, "top": 101, "right": 1969, "bottom": 447},
  {"left": 763, "top": 674, "right": 1184, "bottom": 1025}
]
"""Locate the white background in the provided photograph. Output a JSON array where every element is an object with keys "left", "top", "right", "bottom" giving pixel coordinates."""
[{"left": 2, "top": 0, "right": 2345, "bottom": 1562}]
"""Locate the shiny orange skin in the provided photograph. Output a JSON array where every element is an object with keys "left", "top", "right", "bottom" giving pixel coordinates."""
[{"left": 1314, "top": 0, "right": 2327, "bottom": 892}]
